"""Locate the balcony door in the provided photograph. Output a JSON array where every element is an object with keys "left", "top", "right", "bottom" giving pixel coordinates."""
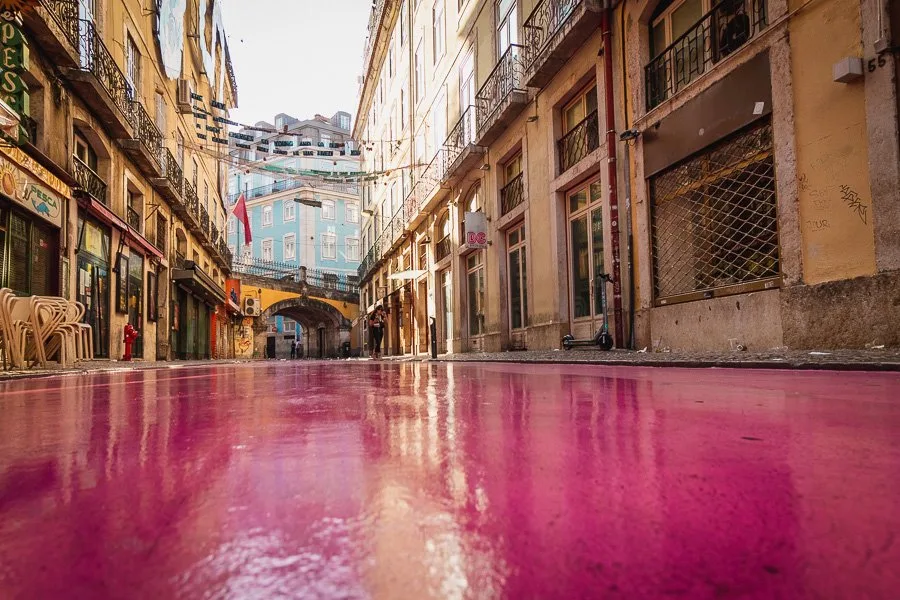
[
  {"left": 497, "top": 0, "right": 517, "bottom": 56},
  {"left": 567, "top": 178, "right": 606, "bottom": 338}
]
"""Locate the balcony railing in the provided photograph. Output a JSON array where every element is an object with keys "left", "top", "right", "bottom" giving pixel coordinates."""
[
  {"left": 163, "top": 148, "right": 183, "bottom": 192},
  {"left": 184, "top": 180, "right": 200, "bottom": 214},
  {"left": 523, "top": 0, "right": 580, "bottom": 70},
  {"left": 558, "top": 110, "right": 599, "bottom": 172},
  {"left": 41, "top": 0, "right": 80, "bottom": 48},
  {"left": 200, "top": 205, "right": 210, "bottom": 233},
  {"left": 500, "top": 173, "right": 526, "bottom": 215},
  {"left": 174, "top": 252, "right": 187, "bottom": 270},
  {"left": 223, "top": 38, "right": 239, "bottom": 105},
  {"left": 436, "top": 235, "right": 452, "bottom": 262},
  {"left": 444, "top": 106, "right": 478, "bottom": 169},
  {"left": 127, "top": 206, "right": 141, "bottom": 232},
  {"left": 72, "top": 157, "right": 108, "bottom": 204},
  {"left": 130, "top": 100, "right": 163, "bottom": 167},
  {"left": 77, "top": 20, "right": 136, "bottom": 127},
  {"left": 645, "top": 0, "right": 768, "bottom": 110},
  {"left": 233, "top": 257, "right": 359, "bottom": 295},
  {"left": 475, "top": 44, "right": 527, "bottom": 134}
]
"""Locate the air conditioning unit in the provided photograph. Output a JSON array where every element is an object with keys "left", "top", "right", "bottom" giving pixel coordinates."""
[
  {"left": 244, "top": 297, "right": 260, "bottom": 316},
  {"left": 176, "top": 79, "right": 193, "bottom": 114}
]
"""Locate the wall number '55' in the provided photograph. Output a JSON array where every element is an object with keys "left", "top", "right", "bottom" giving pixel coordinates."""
[{"left": 868, "top": 54, "right": 888, "bottom": 72}]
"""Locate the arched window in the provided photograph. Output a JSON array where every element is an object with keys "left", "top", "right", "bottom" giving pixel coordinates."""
[{"left": 467, "top": 184, "right": 482, "bottom": 213}]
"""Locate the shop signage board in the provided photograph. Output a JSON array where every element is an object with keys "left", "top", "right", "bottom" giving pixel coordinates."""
[
  {"left": 0, "top": 15, "right": 30, "bottom": 143},
  {"left": 0, "top": 148, "right": 66, "bottom": 228},
  {"left": 464, "top": 211, "right": 487, "bottom": 250}
]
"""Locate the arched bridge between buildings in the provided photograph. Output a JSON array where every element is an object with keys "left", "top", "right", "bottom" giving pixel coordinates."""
[{"left": 233, "top": 270, "right": 360, "bottom": 359}]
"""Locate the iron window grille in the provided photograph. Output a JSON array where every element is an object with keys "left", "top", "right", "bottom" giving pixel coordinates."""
[
  {"left": 522, "top": 0, "right": 581, "bottom": 73},
  {"left": 72, "top": 156, "right": 108, "bottom": 204},
  {"left": 500, "top": 172, "right": 525, "bottom": 215},
  {"left": 475, "top": 44, "right": 526, "bottom": 132},
  {"left": 645, "top": 0, "right": 768, "bottom": 111},
  {"left": 558, "top": 110, "right": 599, "bottom": 172},
  {"left": 650, "top": 120, "right": 779, "bottom": 305},
  {"left": 77, "top": 20, "right": 137, "bottom": 126}
]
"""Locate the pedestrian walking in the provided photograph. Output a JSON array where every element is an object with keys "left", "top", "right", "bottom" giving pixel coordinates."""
[
  {"left": 369, "top": 305, "right": 385, "bottom": 359},
  {"left": 290, "top": 340, "right": 296, "bottom": 360}
]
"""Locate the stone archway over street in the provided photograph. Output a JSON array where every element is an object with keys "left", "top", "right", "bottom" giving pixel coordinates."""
[{"left": 256, "top": 296, "right": 352, "bottom": 359}]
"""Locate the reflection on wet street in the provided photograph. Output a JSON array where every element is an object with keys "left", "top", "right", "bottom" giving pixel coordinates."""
[{"left": 0, "top": 362, "right": 898, "bottom": 598}]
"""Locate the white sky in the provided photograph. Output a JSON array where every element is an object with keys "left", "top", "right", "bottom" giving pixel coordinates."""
[{"left": 220, "top": 0, "right": 370, "bottom": 128}]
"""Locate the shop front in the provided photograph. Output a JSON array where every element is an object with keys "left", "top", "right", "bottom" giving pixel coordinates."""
[
  {"left": 172, "top": 261, "right": 225, "bottom": 360},
  {"left": 0, "top": 147, "right": 68, "bottom": 297},
  {"left": 76, "top": 216, "right": 112, "bottom": 357}
]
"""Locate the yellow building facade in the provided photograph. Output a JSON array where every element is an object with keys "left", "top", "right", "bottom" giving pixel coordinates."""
[
  {"left": 6, "top": 0, "right": 237, "bottom": 361},
  {"left": 356, "top": 0, "right": 899, "bottom": 354}
]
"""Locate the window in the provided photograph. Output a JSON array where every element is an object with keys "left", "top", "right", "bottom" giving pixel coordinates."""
[
  {"left": 459, "top": 50, "right": 475, "bottom": 108},
  {"left": 74, "top": 134, "right": 98, "bottom": 171},
  {"left": 322, "top": 233, "right": 336, "bottom": 259},
  {"left": 340, "top": 114, "right": 351, "bottom": 130},
  {"left": 388, "top": 38, "right": 395, "bottom": 77},
  {"left": 262, "top": 205, "right": 273, "bottom": 227},
  {"left": 283, "top": 201, "right": 295, "bottom": 222},
  {"left": 508, "top": 223, "right": 527, "bottom": 330},
  {"left": 567, "top": 178, "right": 604, "bottom": 321},
  {"left": 346, "top": 237, "right": 360, "bottom": 261},
  {"left": 155, "top": 92, "right": 166, "bottom": 134},
  {"left": 228, "top": 216, "right": 236, "bottom": 233},
  {"left": 242, "top": 244, "right": 252, "bottom": 260},
  {"left": 433, "top": 0, "right": 445, "bottom": 62},
  {"left": 322, "top": 199, "right": 335, "bottom": 220},
  {"left": 125, "top": 33, "right": 140, "bottom": 95},
  {"left": 467, "top": 252, "right": 485, "bottom": 336},
  {"left": 414, "top": 39, "right": 425, "bottom": 103},
  {"left": 559, "top": 84, "right": 599, "bottom": 172},
  {"left": 400, "top": 0, "right": 408, "bottom": 46},
  {"left": 432, "top": 88, "right": 447, "bottom": 150},
  {"left": 497, "top": 0, "right": 518, "bottom": 56},
  {"left": 346, "top": 202, "right": 360, "bottom": 223},
  {"left": 284, "top": 234, "right": 296, "bottom": 260},
  {"left": 436, "top": 212, "right": 452, "bottom": 261},
  {"left": 501, "top": 153, "right": 525, "bottom": 214},
  {"left": 262, "top": 239, "right": 273, "bottom": 261},
  {"left": 400, "top": 80, "right": 408, "bottom": 129}
]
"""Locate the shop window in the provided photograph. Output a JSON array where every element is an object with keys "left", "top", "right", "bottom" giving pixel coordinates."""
[
  {"left": 508, "top": 222, "right": 527, "bottom": 330},
  {"left": 466, "top": 251, "right": 485, "bottom": 336}
]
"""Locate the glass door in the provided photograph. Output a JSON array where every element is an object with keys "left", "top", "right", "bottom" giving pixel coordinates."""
[
  {"left": 507, "top": 223, "right": 527, "bottom": 331},
  {"left": 127, "top": 253, "right": 144, "bottom": 358},
  {"left": 567, "top": 178, "right": 606, "bottom": 332},
  {"left": 440, "top": 268, "right": 452, "bottom": 352}
]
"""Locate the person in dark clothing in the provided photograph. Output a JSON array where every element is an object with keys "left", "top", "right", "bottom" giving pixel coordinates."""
[
  {"left": 718, "top": 0, "right": 751, "bottom": 58},
  {"left": 290, "top": 340, "right": 296, "bottom": 360},
  {"left": 369, "top": 305, "right": 385, "bottom": 359}
]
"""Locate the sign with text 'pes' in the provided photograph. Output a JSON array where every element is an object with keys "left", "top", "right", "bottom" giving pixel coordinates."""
[{"left": 464, "top": 211, "right": 487, "bottom": 250}]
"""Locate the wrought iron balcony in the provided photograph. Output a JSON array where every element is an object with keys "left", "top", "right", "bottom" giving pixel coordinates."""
[
  {"left": 68, "top": 20, "right": 136, "bottom": 138},
  {"left": 522, "top": 0, "right": 603, "bottom": 88},
  {"left": 500, "top": 173, "right": 526, "bottom": 215},
  {"left": 558, "top": 110, "right": 600, "bottom": 173},
  {"left": 22, "top": 0, "right": 80, "bottom": 69},
  {"left": 183, "top": 180, "right": 201, "bottom": 232},
  {"left": 72, "top": 156, "right": 108, "bottom": 205},
  {"left": 645, "top": 0, "right": 768, "bottom": 111},
  {"left": 200, "top": 205, "right": 211, "bottom": 239},
  {"left": 475, "top": 45, "right": 529, "bottom": 146},
  {"left": 436, "top": 235, "right": 452, "bottom": 263},
  {"left": 152, "top": 148, "right": 184, "bottom": 206},
  {"left": 442, "top": 106, "right": 484, "bottom": 183},
  {"left": 127, "top": 205, "right": 142, "bottom": 232},
  {"left": 223, "top": 38, "right": 239, "bottom": 106},
  {"left": 122, "top": 101, "right": 163, "bottom": 176}
]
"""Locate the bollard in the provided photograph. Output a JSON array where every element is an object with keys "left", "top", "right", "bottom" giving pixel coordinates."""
[{"left": 430, "top": 317, "right": 437, "bottom": 359}]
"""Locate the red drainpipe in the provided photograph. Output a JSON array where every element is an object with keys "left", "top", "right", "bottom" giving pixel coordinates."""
[{"left": 601, "top": 9, "right": 625, "bottom": 347}]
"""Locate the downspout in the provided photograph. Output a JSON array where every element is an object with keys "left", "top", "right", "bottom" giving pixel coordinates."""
[
  {"left": 601, "top": 9, "right": 625, "bottom": 348},
  {"left": 620, "top": 3, "right": 636, "bottom": 350}
]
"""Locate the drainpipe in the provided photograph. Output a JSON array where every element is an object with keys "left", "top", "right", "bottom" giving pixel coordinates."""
[{"left": 602, "top": 9, "right": 625, "bottom": 348}]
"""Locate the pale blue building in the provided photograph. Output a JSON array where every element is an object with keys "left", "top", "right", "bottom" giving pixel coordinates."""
[{"left": 226, "top": 111, "right": 362, "bottom": 278}]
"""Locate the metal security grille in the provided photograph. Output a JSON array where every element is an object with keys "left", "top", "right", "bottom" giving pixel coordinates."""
[{"left": 650, "top": 120, "right": 779, "bottom": 304}]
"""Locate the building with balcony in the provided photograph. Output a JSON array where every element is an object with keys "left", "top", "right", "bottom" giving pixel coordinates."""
[
  {"left": 226, "top": 112, "right": 362, "bottom": 278},
  {"left": 355, "top": 0, "right": 900, "bottom": 355},
  {"left": 5, "top": 0, "right": 238, "bottom": 361}
]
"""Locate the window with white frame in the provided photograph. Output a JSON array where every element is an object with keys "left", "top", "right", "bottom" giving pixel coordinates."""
[
  {"left": 432, "top": 88, "right": 447, "bottom": 151},
  {"left": 228, "top": 216, "right": 236, "bottom": 233},
  {"left": 284, "top": 234, "right": 296, "bottom": 260},
  {"left": 346, "top": 237, "right": 360, "bottom": 261},
  {"left": 283, "top": 319, "right": 296, "bottom": 333},
  {"left": 125, "top": 33, "right": 140, "bottom": 95},
  {"left": 415, "top": 39, "right": 424, "bottom": 102},
  {"left": 346, "top": 202, "right": 360, "bottom": 224},
  {"left": 322, "top": 233, "right": 336, "bottom": 260},
  {"left": 497, "top": 0, "right": 518, "bottom": 56},
  {"left": 242, "top": 244, "right": 252, "bottom": 260},
  {"left": 283, "top": 201, "right": 295, "bottom": 222},
  {"left": 262, "top": 239, "right": 273, "bottom": 261},
  {"left": 322, "top": 199, "right": 335, "bottom": 220},
  {"left": 262, "top": 205, "right": 273, "bottom": 226},
  {"left": 433, "top": 0, "right": 445, "bottom": 63}
]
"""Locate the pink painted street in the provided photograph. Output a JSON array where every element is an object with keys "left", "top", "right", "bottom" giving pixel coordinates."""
[{"left": 0, "top": 362, "right": 898, "bottom": 599}]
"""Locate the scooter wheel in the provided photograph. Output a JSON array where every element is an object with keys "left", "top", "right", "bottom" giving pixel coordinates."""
[
  {"left": 598, "top": 333, "right": 614, "bottom": 351},
  {"left": 562, "top": 335, "right": 575, "bottom": 350}
]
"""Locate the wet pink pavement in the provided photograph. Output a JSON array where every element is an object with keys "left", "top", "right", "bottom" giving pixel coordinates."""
[{"left": 0, "top": 363, "right": 898, "bottom": 599}]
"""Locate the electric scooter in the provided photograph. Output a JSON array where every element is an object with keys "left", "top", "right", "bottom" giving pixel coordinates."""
[{"left": 562, "top": 273, "right": 614, "bottom": 351}]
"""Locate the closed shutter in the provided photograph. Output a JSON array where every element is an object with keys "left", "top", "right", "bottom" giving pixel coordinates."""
[{"left": 9, "top": 212, "right": 29, "bottom": 294}]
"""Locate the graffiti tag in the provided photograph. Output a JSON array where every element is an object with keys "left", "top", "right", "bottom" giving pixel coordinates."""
[{"left": 839, "top": 185, "right": 868, "bottom": 224}]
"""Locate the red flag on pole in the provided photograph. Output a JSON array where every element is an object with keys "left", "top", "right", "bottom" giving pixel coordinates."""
[{"left": 232, "top": 194, "right": 252, "bottom": 245}]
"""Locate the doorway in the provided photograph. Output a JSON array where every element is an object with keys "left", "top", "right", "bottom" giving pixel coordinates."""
[
  {"left": 266, "top": 335, "right": 276, "bottom": 359},
  {"left": 440, "top": 268, "right": 452, "bottom": 353},
  {"left": 567, "top": 177, "right": 606, "bottom": 339}
]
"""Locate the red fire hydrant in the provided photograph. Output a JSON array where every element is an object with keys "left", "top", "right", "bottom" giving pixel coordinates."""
[{"left": 122, "top": 324, "right": 139, "bottom": 361}]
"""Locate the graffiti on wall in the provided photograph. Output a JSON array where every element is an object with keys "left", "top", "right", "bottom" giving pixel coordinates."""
[{"left": 234, "top": 317, "right": 254, "bottom": 358}]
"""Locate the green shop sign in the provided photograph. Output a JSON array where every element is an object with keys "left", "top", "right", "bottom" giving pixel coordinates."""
[{"left": 0, "top": 16, "right": 29, "bottom": 145}]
